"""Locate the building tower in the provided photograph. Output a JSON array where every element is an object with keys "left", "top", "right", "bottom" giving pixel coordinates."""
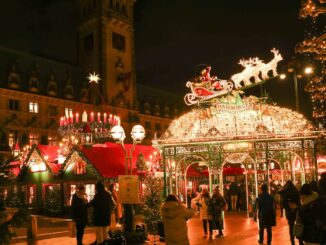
[{"left": 77, "top": 0, "right": 136, "bottom": 108}]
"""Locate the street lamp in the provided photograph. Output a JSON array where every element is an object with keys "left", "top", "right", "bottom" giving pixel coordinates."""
[
  {"left": 110, "top": 124, "right": 145, "bottom": 175},
  {"left": 279, "top": 66, "right": 313, "bottom": 112}
]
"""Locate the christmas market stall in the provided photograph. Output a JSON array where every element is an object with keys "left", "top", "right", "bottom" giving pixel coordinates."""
[{"left": 152, "top": 49, "right": 325, "bottom": 217}]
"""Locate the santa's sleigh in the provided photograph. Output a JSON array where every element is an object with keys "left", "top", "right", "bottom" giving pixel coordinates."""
[{"left": 184, "top": 80, "right": 234, "bottom": 105}]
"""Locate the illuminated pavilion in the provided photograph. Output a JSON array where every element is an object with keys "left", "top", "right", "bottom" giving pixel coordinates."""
[{"left": 153, "top": 90, "right": 325, "bottom": 217}]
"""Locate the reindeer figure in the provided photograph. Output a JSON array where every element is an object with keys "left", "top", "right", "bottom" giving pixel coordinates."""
[
  {"left": 260, "top": 48, "right": 283, "bottom": 80},
  {"left": 231, "top": 58, "right": 261, "bottom": 88},
  {"left": 250, "top": 57, "right": 263, "bottom": 83}
]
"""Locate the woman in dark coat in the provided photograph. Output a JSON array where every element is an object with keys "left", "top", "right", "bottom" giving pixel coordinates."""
[
  {"left": 298, "top": 184, "right": 323, "bottom": 245},
  {"left": 278, "top": 180, "right": 300, "bottom": 245},
  {"left": 254, "top": 184, "right": 276, "bottom": 245},
  {"left": 89, "top": 181, "right": 116, "bottom": 244},
  {"left": 71, "top": 185, "right": 88, "bottom": 245},
  {"left": 210, "top": 187, "right": 227, "bottom": 238}
]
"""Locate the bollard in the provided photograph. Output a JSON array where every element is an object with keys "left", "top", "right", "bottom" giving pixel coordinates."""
[
  {"left": 68, "top": 220, "right": 76, "bottom": 237},
  {"left": 27, "top": 215, "right": 37, "bottom": 240}
]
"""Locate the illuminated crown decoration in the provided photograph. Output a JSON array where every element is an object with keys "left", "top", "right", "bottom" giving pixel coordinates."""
[
  {"left": 184, "top": 48, "right": 283, "bottom": 105},
  {"left": 58, "top": 111, "right": 120, "bottom": 144}
]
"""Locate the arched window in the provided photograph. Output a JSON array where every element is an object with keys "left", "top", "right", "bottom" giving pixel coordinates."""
[{"left": 116, "top": 1, "right": 120, "bottom": 12}]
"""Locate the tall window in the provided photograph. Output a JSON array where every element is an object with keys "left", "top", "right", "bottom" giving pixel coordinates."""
[
  {"left": 27, "top": 185, "right": 36, "bottom": 205},
  {"left": 9, "top": 99, "right": 19, "bottom": 111},
  {"left": 48, "top": 105, "right": 57, "bottom": 116},
  {"left": 48, "top": 135, "right": 57, "bottom": 146},
  {"left": 29, "top": 102, "right": 39, "bottom": 113},
  {"left": 112, "top": 32, "right": 126, "bottom": 52},
  {"left": 29, "top": 133, "right": 39, "bottom": 144},
  {"left": 84, "top": 33, "right": 94, "bottom": 51},
  {"left": 145, "top": 121, "right": 151, "bottom": 129},
  {"left": 75, "top": 161, "right": 86, "bottom": 175},
  {"left": 8, "top": 130, "right": 17, "bottom": 148}
]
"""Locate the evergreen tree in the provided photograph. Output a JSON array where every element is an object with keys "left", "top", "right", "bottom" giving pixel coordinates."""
[
  {"left": 44, "top": 187, "right": 62, "bottom": 215},
  {"left": 142, "top": 174, "right": 162, "bottom": 234}
]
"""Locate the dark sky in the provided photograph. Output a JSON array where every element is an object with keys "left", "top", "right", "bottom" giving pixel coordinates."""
[{"left": 0, "top": 0, "right": 313, "bottom": 119}]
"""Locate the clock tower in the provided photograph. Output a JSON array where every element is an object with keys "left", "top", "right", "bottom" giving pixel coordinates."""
[{"left": 77, "top": 0, "right": 136, "bottom": 107}]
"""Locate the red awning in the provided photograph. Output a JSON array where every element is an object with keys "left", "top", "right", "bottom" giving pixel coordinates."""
[
  {"left": 81, "top": 142, "right": 158, "bottom": 178},
  {"left": 186, "top": 165, "right": 203, "bottom": 177}
]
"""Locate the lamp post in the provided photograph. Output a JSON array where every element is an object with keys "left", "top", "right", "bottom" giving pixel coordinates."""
[
  {"left": 280, "top": 66, "right": 313, "bottom": 112},
  {"left": 110, "top": 124, "right": 145, "bottom": 233},
  {"left": 110, "top": 124, "right": 146, "bottom": 175}
]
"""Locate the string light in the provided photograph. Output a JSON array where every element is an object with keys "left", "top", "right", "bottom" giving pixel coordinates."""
[{"left": 158, "top": 96, "right": 316, "bottom": 144}]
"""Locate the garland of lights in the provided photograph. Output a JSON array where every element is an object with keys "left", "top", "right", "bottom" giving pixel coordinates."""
[
  {"left": 297, "top": 0, "right": 326, "bottom": 126},
  {"left": 159, "top": 96, "right": 315, "bottom": 144}
]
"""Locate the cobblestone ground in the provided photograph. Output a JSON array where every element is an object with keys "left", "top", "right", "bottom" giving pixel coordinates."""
[{"left": 13, "top": 211, "right": 297, "bottom": 245}]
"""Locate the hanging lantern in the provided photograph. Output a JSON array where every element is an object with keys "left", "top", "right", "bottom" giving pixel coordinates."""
[
  {"left": 82, "top": 123, "right": 93, "bottom": 145},
  {"left": 12, "top": 142, "right": 21, "bottom": 157}
]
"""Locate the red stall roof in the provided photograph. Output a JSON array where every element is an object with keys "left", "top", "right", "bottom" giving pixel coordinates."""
[
  {"left": 81, "top": 142, "right": 158, "bottom": 178},
  {"left": 38, "top": 145, "right": 59, "bottom": 163}
]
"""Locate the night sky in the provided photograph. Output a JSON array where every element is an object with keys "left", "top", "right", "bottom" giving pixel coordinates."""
[{"left": 0, "top": 0, "right": 313, "bottom": 118}]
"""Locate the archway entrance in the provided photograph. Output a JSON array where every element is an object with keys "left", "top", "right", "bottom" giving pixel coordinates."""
[
  {"left": 220, "top": 153, "right": 256, "bottom": 218},
  {"left": 175, "top": 156, "right": 212, "bottom": 205}
]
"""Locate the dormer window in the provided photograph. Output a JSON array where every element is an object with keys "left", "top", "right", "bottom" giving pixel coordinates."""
[
  {"left": 65, "top": 75, "right": 74, "bottom": 99},
  {"left": 47, "top": 74, "right": 57, "bottom": 96},
  {"left": 8, "top": 65, "right": 20, "bottom": 89},
  {"left": 28, "top": 70, "right": 39, "bottom": 93}
]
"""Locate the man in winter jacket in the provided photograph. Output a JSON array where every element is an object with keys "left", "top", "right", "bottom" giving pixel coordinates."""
[
  {"left": 210, "top": 187, "right": 227, "bottom": 238},
  {"left": 298, "top": 183, "right": 323, "bottom": 245},
  {"left": 71, "top": 185, "right": 88, "bottom": 245},
  {"left": 254, "top": 184, "right": 276, "bottom": 245},
  {"left": 161, "top": 194, "right": 195, "bottom": 245},
  {"left": 278, "top": 180, "right": 300, "bottom": 245}
]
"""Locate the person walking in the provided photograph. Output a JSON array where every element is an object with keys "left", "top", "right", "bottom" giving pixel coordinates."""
[
  {"left": 186, "top": 189, "right": 194, "bottom": 209},
  {"left": 71, "top": 185, "right": 88, "bottom": 245},
  {"left": 278, "top": 180, "right": 300, "bottom": 245},
  {"left": 160, "top": 194, "right": 195, "bottom": 245},
  {"left": 297, "top": 183, "right": 323, "bottom": 245},
  {"left": 210, "top": 186, "right": 227, "bottom": 238},
  {"left": 89, "top": 181, "right": 116, "bottom": 245},
  {"left": 254, "top": 184, "right": 276, "bottom": 245},
  {"left": 229, "top": 182, "right": 239, "bottom": 211},
  {"left": 193, "top": 188, "right": 213, "bottom": 239},
  {"left": 109, "top": 183, "right": 122, "bottom": 226}
]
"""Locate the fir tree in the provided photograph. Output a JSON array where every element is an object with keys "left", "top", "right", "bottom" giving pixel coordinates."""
[{"left": 142, "top": 174, "right": 162, "bottom": 234}]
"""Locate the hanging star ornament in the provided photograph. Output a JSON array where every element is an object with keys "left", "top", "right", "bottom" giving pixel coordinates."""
[{"left": 87, "top": 72, "right": 101, "bottom": 84}]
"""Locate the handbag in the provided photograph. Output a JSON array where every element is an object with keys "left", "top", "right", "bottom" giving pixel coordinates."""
[{"left": 293, "top": 211, "right": 304, "bottom": 238}]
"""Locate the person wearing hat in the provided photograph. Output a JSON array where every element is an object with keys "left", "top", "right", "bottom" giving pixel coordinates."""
[
  {"left": 297, "top": 183, "right": 323, "bottom": 245},
  {"left": 71, "top": 184, "right": 88, "bottom": 245}
]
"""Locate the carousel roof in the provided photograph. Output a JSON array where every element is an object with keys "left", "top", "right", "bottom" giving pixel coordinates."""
[{"left": 155, "top": 96, "right": 317, "bottom": 145}]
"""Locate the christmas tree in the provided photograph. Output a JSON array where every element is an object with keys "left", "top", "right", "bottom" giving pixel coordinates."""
[
  {"left": 296, "top": 0, "right": 326, "bottom": 127},
  {"left": 142, "top": 174, "right": 162, "bottom": 234}
]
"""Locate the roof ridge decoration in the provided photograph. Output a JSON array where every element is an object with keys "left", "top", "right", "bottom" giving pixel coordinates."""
[{"left": 184, "top": 48, "right": 282, "bottom": 106}]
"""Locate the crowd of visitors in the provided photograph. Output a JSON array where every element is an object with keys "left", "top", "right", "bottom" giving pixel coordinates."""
[
  {"left": 68, "top": 174, "right": 326, "bottom": 245},
  {"left": 162, "top": 173, "right": 326, "bottom": 245}
]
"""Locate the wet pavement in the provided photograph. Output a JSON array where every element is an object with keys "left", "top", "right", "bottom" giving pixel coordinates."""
[{"left": 13, "top": 211, "right": 297, "bottom": 245}]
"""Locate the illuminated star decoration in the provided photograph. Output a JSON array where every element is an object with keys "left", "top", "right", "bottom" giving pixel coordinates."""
[{"left": 87, "top": 72, "right": 101, "bottom": 84}]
